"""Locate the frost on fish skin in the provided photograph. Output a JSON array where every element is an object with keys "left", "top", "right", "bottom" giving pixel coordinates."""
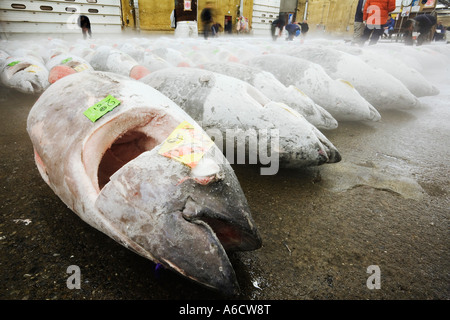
[
  {"left": 0, "top": 57, "right": 49, "bottom": 94},
  {"left": 247, "top": 54, "right": 380, "bottom": 122},
  {"left": 26, "top": 71, "right": 261, "bottom": 295},
  {"left": 288, "top": 47, "right": 421, "bottom": 110},
  {"left": 199, "top": 62, "right": 338, "bottom": 130},
  {"left": 140, "top": 67, "right": 341, "bottom": 168}
]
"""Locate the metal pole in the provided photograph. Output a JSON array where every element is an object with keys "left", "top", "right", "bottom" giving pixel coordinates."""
[
  {"left": 133, "top": 0, "right": 140, "bottom": 32},
  {"left": 325, "top": 0, "right": 331, "bottom": 30},
  {"left": 304, "top": 0, "right": 309, "bottom": 21},
  {"left": 347, "top": 0, "right": 358, "bottom": 32}
]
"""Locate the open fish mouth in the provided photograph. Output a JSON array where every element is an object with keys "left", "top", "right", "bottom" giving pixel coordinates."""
[
  {"left": 182, "top": 196, "right": 262, "bottom": 252},
  {"left": 97, "top": 129, "right": 159, "bottom": 189},
  {"left": 83, "top": 109, "right": 167, "bottom": 193},
  {"left": 10, "top": 63, "right": 32, "bottom": 74}
]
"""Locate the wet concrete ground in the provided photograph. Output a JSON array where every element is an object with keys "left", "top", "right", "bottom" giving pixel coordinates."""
[{"left": 0, "top": 67, "right": 449, "bottom": 301}]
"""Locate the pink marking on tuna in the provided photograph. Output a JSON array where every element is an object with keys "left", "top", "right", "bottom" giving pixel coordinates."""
[
  {"left": 193, "top": 176, "right": 216, "bottom": 185},
  {"left": 129, "top": 65, "right": 151, "bottom": 80},
  {"left": 228, "top": 55, "right": 239, "bottom": 63},
  {"left": 176, "top": 175, "right": 216, "bottom": 186},
  {"left": 48, "top": 65, "right": 77, "bottom": 84},
  {"left": 177, "top": 62, "right": 190, "bottom": 68}
]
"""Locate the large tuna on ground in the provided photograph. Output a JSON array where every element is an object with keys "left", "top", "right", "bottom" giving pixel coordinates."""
[
  {"left": 27, "top": 71, "right": 262, "bottom": 295},
  {"left": 287, "top": 46, "right": 422, "bottom": 110},
  {"left": 332, "top": 45, "right": 439, "bottom": 98},
  {"left": 140, "top": 67, "right": 341, "bottom": 171},
  {"left": 0, "top": 55, "right": 49, "bottom": 94},
  {"left": 45, "top": 53, "right": 94, "bottom": 84},
  {"left": 246, "top": 54, "right": 381, "bottom": 122},
  {"left": 198, "top": 61, "right": 338, "bottom": 130},
  {"left": 89, "top": 45, "right": 151, "bottom": 80}
]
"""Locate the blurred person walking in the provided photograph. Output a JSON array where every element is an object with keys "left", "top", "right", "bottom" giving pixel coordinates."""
[
  {"left": 201, "top": 1, "right": 214, "bottom": 39},
  {"left": 360, "top": 0, "right": 396, "bottom": 45},
  {"left": 433, "top": 21, "right": 446, "bottom": 41},
  {"left": 382, "top": 14, "right": 395, "bottom": 39},
  {"left": 271, "top": 16, "right": 286, "bottom": 41},
  {"left": 299, "top": 20, "right": 309, "bottom": 37},
  {"left": 414, "top": 14, "right": 437, "bottom": 45},
  {"left": 285, "top": 22, "right": 300, "bottom": 41},
  {"left": 352, "top": 0, "right": 367, "bottom": 45},
  {"left": 78, "top": 15, "right": 92, "bottom": 39}
]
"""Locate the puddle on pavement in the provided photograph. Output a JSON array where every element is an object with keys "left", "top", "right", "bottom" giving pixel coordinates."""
[{"left": 318, "top": 161, "right": 425, "bottom": 201}]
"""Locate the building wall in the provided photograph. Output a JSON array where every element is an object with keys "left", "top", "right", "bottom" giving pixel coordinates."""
[
  {"left": 280, "top": 0, "right": 298, "bottom": 12},
  {"left": 0, "top": 0, "right": 122, "bottom": 35},
  {"left": 296, "top": 0, "right": 358, "bottom": 36},
  {"left": 138, "top": 0, "right": 175, "bottom": 31},
  {"left": 437, "top": 10, "right": 450, "bottom": 26},
  {"left": 203, "top": 0, "right": 254, "bottom": 32},
  {"left": 120, "top": 0, "right": 135, "bottom": 28},
  {"left": 126, "top": 0, "right": 254, "bottom": 33},
  {"left": 252, "top": 0, "right": 281, "bottom": 35}
]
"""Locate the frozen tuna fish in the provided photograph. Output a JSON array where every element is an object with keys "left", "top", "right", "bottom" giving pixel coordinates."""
[
  {"left": 27, "top": 71, "right": 261, "bottom": 295},
  {"left": 247, "top": 54, "right": 380, "bottom": 122},
  {"left": 288, "top": 46, "right": 421, "bottom": 110},
  {"left": 10, "top": 48, "right": 46, "bottom": 65},
  {"left": 141, "top": 51, "right": 174, "bottom": 72},
  {"left": 140, "top": 67, "right": 341, "bottom": 170},
  {"left": 89, "top": 45, "right": 151, "bottom": 80},
  {"left": 198, "top": 61, "right": 338, "bottom": 130},
  {"left": 333, "top": 45, "right": 439, "bottom": 98},
  {"left": 0, "top": 56, "right": 49, "bottom": 94},
  {"left": 116, "top": 41, "right": 173, "bottom": 72},
  {"left": 0, "top": 50, "right": 9, "bottom": 66},
  {"left": 46, "top": 54, "right": 94, "bottom": 84},
  {"left": 196, "top": 46, "right": 241, "bottom": 64},
  {"left": 117, "top": 42, "right": 147, "bottom": 63},
  {"left": 150, "top": 47, "right": 193, "bottom": 67},
  {"left": 69, "top": 43, "right": 96, "bottom": 62}
]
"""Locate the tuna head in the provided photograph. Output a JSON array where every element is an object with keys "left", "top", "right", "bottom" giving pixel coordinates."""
[
  {"left": 0, "top": 56, "right": 49, "bottom": 94},
  {"left": 89, "top": 45, "right": 150, "bottom": 80},
  {"left": 27, "top": 71, "right": 260, "bottom": 295},
  {"left": 95, "top": 147, "right": 260, "bottom": 294}
]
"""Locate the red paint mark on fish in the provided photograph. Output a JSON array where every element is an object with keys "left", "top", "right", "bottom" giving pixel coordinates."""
[
  {"left": 48, "top": 65, "right": 76, "bottom": 84},
  {"left": 129, "top": 65, "right": 151, "bottom": 80}
]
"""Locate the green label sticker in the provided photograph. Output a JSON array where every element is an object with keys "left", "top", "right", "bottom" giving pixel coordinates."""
[
  {"left": 83, "top": 95, "right": 121, "bottom": 122},
  {"left": 61, "top": 57, "right": 73, "bottom": 64},
  {"left": 7, "top": 61, "right": 20, "bottom": 67}
]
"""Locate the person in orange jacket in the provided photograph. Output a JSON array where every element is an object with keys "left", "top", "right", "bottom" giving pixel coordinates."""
[{"left": 360, "top": 0, "right": 396, "bottom": 45}]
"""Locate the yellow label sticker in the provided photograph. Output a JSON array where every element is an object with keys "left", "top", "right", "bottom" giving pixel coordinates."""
[
  {"left": 73, "top": 63, "right": 89, "bottom": 73},
  {"left": 158, "top": 121, "right": 214, "bottom": 168},
  {"left": 25, "top": 65, "right": 41, "bottom": 73}
]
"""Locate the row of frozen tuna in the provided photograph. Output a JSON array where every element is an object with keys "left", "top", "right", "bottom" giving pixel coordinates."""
[
  {"left": 5, "top": 36, "right": 448, "bottom": 294},
  {"left": 1, "top": 38, "right": 445, "bottom": 124}
]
